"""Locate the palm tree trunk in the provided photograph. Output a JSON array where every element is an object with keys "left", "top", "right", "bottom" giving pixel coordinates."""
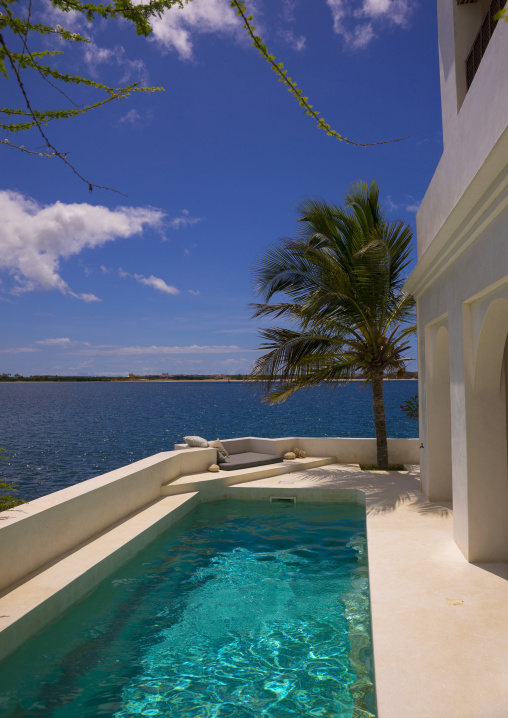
[{"left": 371, "top": 367, "right": 389, "bottom": 470}]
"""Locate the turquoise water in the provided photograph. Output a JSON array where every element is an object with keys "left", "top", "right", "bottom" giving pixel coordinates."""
[
  {"left": 0, "top": 381, "right": 417, "bottom": 501},
  {"left": 0, "top": 501, "right": 376, "bottom": 718}
]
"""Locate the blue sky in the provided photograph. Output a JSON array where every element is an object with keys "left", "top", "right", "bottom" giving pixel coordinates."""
[{"left": 0, "top": 0, "right": 441, "bottom": 375}]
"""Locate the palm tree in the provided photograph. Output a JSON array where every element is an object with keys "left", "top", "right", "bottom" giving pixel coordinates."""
[{"left": 250, "top": 180, "right": 416, "bottom": 471}]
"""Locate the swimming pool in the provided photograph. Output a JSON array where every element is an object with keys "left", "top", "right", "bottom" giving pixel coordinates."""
[{"left": 0, "top": 500, "right": 377, "bottom": 717}]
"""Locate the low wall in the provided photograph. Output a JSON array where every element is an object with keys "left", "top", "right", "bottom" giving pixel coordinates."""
[
  {"left": 299, "top": 438, "right": 419, "bottom": 465},
  {"left": 0, "top": 447, "right": 215, "bottom": 594},
  {"left": 0, "top": 436, "right": 419, "bottom": 596},
  {"left": 175, "top": 436, "right": 420, "bottom": 465}
]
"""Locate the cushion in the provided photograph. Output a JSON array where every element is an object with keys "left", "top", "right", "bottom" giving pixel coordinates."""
[
  {"left": 183, "top": 435, "right": 208, "bottom": 448},
  {"left": 216, "top": 450, "right": 227, "bottom": 464},
  {"left": 293, "top": 448, "right": 307, "bottom": 458},
  {"left": 208, "top": 438, "right": 229, "bottom": 457},
  {"left": 220, "top": 452, "right": 283, "bottom": 472}
]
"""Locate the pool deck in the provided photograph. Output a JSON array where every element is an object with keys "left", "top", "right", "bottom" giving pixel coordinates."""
[{"left": 229, "top": 464, "right": 508, "bottom": 718}]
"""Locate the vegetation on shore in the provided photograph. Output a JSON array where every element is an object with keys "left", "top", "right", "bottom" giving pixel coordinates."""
[
  {"left": 0, "top": 482, "right": 25, "bottom": 512},
  {"left": 0, "top": 449, "right": 25, "bottom": 512},
  {"left": 0, "top": 372, "right": 418, "bottom": 382}
]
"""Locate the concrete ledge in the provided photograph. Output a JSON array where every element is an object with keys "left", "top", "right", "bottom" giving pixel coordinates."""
[
  {"left": 0, "top": 448, "right": 214, "bottom": 593},
  {"left": 0, "top": 492, "right": 199, "bottom": 664},
  {"left": 299, "top": 437, "right": 419, "bottom": 465},
  {"left": 161, "top": 456, "right": 336, "bottom": 501},
  {"left": 175, "top": 436, "right": 419, "bottom": 465},
  {"left": 225, "top": 482, "right": 365, "bottom": 505}
]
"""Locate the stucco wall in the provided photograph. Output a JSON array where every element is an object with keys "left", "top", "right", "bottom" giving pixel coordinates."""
[
  {"left": 175, "top": 436, "right": 419, "bottom": 465},
  {"left": 415, "top": 198, "right": 508, "bottom": 560},
  {"left": 0, "top": 448, "right": 215, "bottom": 594},
  {"left": 418, "top": 3, "right": 508, "bottom": 260}
]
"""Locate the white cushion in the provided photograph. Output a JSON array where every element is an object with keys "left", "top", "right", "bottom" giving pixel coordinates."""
[
  {"left": 208, "top": 438, "right": 229, "bottom": 457},
  {"left": 183, "top": 435, "right": 208, "bottom": 448}
]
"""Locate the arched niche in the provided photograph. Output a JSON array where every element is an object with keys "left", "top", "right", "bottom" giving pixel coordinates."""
[
  {"left": 467, "top": 297, "right": 508, "bottom": 561},
  {"left": 474, "top": 298, "right": 508, "bottom": 394},
  {"left": 426, "top": 325, "right": 452, "bottom": 502}
]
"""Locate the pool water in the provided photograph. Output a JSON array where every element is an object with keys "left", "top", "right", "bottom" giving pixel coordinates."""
[{"left": 0, "top": 501, "right": 377, "bottom": 717}]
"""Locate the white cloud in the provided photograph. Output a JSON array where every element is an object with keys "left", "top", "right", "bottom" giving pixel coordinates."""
[
  {"left": 385, "top": 195, "right": 400, "bottom": 212},
  {"left": 138, "top": 275, "right": 179, "bottom": 295},
  {"left": 281, "top": 0, "right": 298, "bottom": 23},
  {"left": 35, "top": 338, "right": 74, "bottom": 346},
  {"left": 41, "top": 0, "right": 88, "bottom": 33},
  {"left": 405, "top": 201, "right": 420, "bottom": 213},
  {"left": 22, "top": 338, "right": 254, "bottom": 356},
  {"left": 118, "top": 109, "right": 141, "bottom": 125},
  {"left": 277, "top": 0, "right": 306, "bottom": 51},
  {"left": 44, "top": 341, "right": 253, "bottom": 356},
  {"left": 118, "top": 268, "right": 180, "bottom": 295},
  {"left": 0, "top": 191, "right": 164, "bottom": 300},
  {"left": 0, "top": 346, "right": 40, "bottom": 354},
  {"left": 68, "top": 290, "right": 102, "bottom": 303},
  {"left": 83, "top": 44, "right": 147, "bottom": 83},
  {"left": 188, "top": 289, "right": 200, "bottom": 295},
  {"left": 326, "top": 0, "right": 414, "bottom": 49},
  {"left": 385, "top": 194, "right": 420, "bottom": 214},
  {"left": 363, "top": 0, "right": 411, "bottom": 24},
  {"left": 91, "top": 344, "right": 250, "bottom": 356},
  {"left": 279, "top": 28, "right": 306, "bottom": 52},
  {"left": 150, "top": 0, "right": 242, "bottom": 60},
  {"left": 167, "top": 209, "right": 202, "bottom": 230}
]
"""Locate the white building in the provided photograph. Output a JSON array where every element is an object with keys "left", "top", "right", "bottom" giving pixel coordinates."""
[{"left": 405, "top": 0, "right": 508, "bottom": 561}]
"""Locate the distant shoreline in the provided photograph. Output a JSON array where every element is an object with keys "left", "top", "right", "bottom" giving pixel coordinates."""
[
  {"left": 114, "top": 378, "right": 418, "bottom": 383},
  {"left": 0, "top": 377, "right": 418, "bottom": 383}
]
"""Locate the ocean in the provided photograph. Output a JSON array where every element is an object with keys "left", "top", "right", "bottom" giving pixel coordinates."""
[{"left": 0, "top": 380, "right": 418, "bottom": 502}]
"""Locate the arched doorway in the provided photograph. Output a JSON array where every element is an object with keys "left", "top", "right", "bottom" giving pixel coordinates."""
[
  {"left": 426, "top": 326, "right": 452, "bottom": 502},
  {"left": 466, "top": 298, "right": 508, "bottom": 561}
]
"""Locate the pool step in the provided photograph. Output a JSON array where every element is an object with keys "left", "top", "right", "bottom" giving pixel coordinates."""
[
  {"left": 160, "top": 456, "right": 336, "bottom": 501},
  {"left": 0, "top": 492, "right": 199, "bottom": 664}
]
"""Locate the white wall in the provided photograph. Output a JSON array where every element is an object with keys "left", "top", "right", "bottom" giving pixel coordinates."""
[
  {"left": 425, "top": 325, "right": 452, "bottom": 501},
  {"left": 0, "top": 448, "right": 215, "bottom": 593},
  {"left": 175, "top": 436, "right": 420, "bottom": 465},
  {"left": 417, "top": 4, "right": 508, "bottom": 261},
  {"left": 411, "top": 200, "right": 508, "bottom": 560}
]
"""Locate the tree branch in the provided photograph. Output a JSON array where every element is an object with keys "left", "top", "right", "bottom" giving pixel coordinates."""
[
  {"left": 230, "top": 0, "right": 409, "bottom": 148},
  {"left": 0, "top": 29, "right": 127, "bottom": 194}
]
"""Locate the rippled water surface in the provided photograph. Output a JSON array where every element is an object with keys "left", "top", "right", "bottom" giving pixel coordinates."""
[
  {"left": 0, "top": 381, "right": 417, "bottom": 501},
  {"left": 0, "top": 500, "right": 376, "bottom": 718}
]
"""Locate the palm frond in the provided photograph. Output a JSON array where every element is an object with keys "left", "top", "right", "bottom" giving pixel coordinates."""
[{"left": 250, "top": 179, "right": 416, "bottom": 399}]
